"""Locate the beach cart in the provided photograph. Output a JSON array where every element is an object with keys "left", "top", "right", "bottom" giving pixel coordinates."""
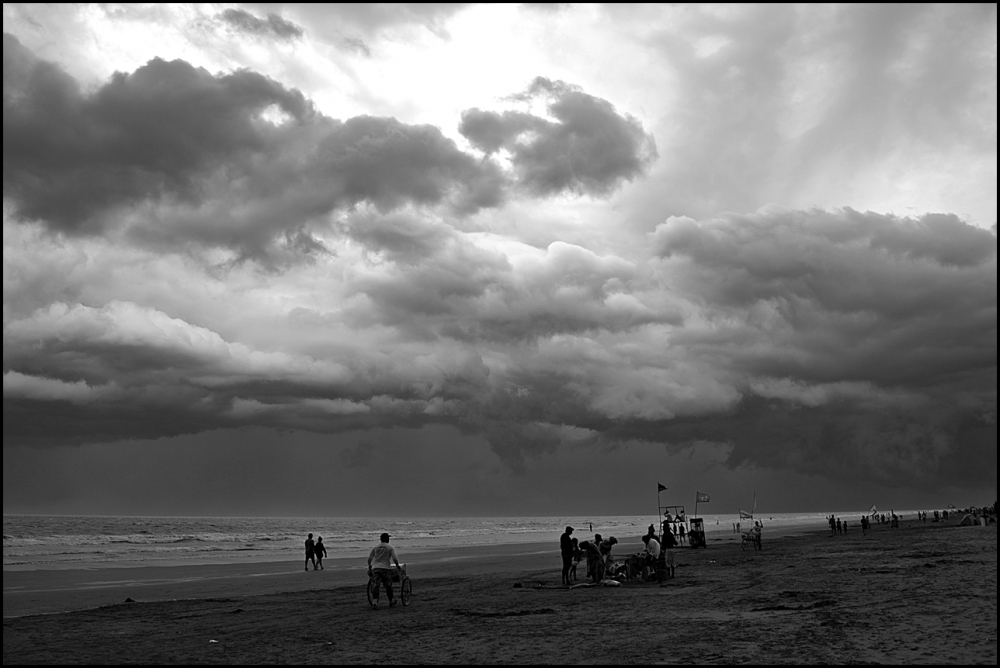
[{"left": 688, "top": 517, "right": 706, "bottom": 548}]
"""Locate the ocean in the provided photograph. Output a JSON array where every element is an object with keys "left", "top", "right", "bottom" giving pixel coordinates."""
[{"left": 3, "top": 511, "right": 913, "bottom": 570}]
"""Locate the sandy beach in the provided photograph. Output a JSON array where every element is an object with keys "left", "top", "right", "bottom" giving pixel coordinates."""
[{"left": 3, "top": 519, "right": 996, "bottom": 664}]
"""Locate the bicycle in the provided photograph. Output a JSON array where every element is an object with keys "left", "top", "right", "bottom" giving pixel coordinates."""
[
  {"left": 367, "top": 564, "right": 412, "bottom": 608},
  {"left": 740, "top": 531, "right": 762, "bottom": 551}
]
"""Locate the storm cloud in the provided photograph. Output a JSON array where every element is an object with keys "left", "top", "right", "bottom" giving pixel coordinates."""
[
  {"left": 3, "top": 38, "right": 664, "bottom": 264},
  {"left": 2, "top": 5, "right": 995, "bottom": 513},
  {"left": 3, "top": 35, "right": 507, "bottom": 259},
  {"left": 460, "top": 77, "right": 657, "bottom": 197},
  {"left": 4, "top": 204, "right": 994, "bottom": 484}
]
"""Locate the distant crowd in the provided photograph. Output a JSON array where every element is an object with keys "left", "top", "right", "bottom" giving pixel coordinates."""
[{"left": 826, "top": 503, "right": 998, "bottom": 538}]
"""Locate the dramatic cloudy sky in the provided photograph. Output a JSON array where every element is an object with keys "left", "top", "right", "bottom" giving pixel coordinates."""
[{"left": 3, "top": 4, "right": 996, "bottom": 517}]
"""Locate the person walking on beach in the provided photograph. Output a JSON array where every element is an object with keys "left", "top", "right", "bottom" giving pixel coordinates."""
[
  {"left": 678, "top": 523, "right": 686, "bottom": 546},
  {"left": 304, "top": 533, "right": 317, "bottom": 571},
  {"left": 314, "top": 536, "right": 328, "bottom": 570},
  {"left": 560, "top": 526, "right": 575, "bottom": 586},
  {"left": 367, "top": 532, "right": 401, "bottom": 609}
]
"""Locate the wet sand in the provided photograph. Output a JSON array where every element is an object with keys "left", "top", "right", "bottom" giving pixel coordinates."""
[{"left": 3, "top": 519, "right": 996, "bottom": 664}]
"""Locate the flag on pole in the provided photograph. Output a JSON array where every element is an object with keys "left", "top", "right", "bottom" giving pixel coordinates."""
[
  {"left": 657, "top": 483, "right": 667, "bottom": 492},
  {"left": 739, "top": 509, "right": 753, "bottom": 519},
  {"left": 696, "top": 492, "right": 710, "bottom": 503},
  {"left": 869, "top": 504, "right": 877, "bottom": 515}
]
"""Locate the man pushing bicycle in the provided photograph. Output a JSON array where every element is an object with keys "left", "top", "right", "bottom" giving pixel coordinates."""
[{"left": 367, "top": 532, "right": 401, "bottom": 609}]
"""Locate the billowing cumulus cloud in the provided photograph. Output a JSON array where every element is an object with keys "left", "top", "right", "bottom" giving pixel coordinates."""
[
  {"left": 2, "top": 35, "right": 507, "bottom": 260},
  {"left": 460, "top": 77, "right": 657, "bottom": 197},
  {"left": 3, "top": 38, "right": 661, "bottom": 265}
]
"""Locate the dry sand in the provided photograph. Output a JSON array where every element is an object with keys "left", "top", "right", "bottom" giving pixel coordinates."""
[{"left": 3, "top": 519, "right": 996, "bottom": 664}]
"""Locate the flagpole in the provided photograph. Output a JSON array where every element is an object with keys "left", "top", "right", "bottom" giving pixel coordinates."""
[
  {"left": 656, "top": 486, "right": 661, "bottom": 543},
  {"left": 656, "top": 482, "right": 667, "bottom": 543},
  {"left": 694, "top": 491, "right": 699, "bottom": 520}
]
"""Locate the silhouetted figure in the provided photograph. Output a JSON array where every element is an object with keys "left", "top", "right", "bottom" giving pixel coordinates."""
[
  {"left": 570, "top": 538, "right": 582, "bottom": 581},
  {"left": 560, "top": 526, "right": 575, "bottom": 586},
  {"left": 304, "top": 533, "right": 316, "bottom": 571},
  {"left": 581, "top": 539, "right": 605, "bottom": 583},
  {"left": 599, "top": 536, "right": 618, "bottom": 573},
  {"left": 662, "top": 525, "right": 677, "bottom": 578},
  {"left": 315, "top": 536, "right": 327, "bottom": 570}
]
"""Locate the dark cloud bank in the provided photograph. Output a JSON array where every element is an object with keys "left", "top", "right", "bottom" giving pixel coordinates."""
[
  {"left": 3, "top": 35, "right": 995, "bottom": 496},
  {"left": 4, "top": 36, "right": 650, "bottom": 260}
]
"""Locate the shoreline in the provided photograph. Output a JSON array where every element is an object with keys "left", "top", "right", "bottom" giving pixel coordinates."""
[
  {"left": 3, "top": 518, "right": 995, "bottom": 664},
  {"left": 3, "top": 519, "right": 828, "bottom": 619},
  {"left": 2, "top": 518, "right": 984, "bottom": 616}
]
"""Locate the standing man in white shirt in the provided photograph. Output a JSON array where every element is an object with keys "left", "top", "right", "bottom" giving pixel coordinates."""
[{"left": 367, "top": 532, "right": 401, "bottom": 609}]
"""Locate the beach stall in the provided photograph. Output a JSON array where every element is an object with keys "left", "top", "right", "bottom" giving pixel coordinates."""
[
  {"left": 687, "top": 517, "right": 707, "bottom": 548},
  {"left": 688, "top": 490, "right": 710, "bottom": 548}
]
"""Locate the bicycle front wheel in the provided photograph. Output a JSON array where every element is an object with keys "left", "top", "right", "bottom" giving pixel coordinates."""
[
  {"left": 400, "top": 577, "right": 412, "bottom": 606},
  {"left": 367, "top": 577, "right": 379, "bottom": 607}
]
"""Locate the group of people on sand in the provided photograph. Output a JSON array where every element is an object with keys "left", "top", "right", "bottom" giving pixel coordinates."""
[
  {"left": 303, "top": 533, "right": 328, "bottom": 570},
  {"left": 828, "top": 516, "right": 851, "bottom": 536},
  {"left": 560, "top": 526, "right": 621, "bottom": 585},
  {"left": 560, "top": 524, "right": 676, "bottom": 586}
]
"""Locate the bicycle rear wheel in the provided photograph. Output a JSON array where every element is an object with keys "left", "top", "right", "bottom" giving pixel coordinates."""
[
  {"left": 400, "top": 576, "right": 412, "bottom": 606},
  {"left": 367, "top": 577, "right": 379, "bottom": 607},
  {"left": 741, "top": 538, "right": 749, "bottom": 551}
]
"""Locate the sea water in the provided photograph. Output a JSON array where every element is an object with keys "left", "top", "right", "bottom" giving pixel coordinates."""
[{"left": 3, "top": 511, "right": 914, "bottom": 570}]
